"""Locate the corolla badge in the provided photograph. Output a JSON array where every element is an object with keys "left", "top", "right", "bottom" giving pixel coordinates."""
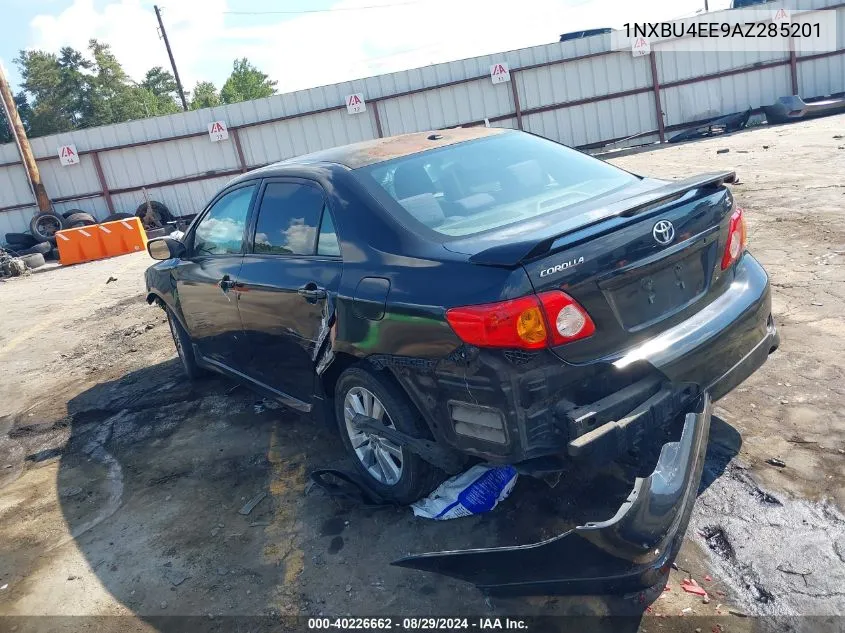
[
  {"left": 539, "top": 256, "right": 585, "bottom": 278},
  {"left": 652, "top": 220, "right": 675, "bottom": 246}
]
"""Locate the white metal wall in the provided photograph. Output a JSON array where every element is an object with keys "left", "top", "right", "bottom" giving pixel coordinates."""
[{"left": 1, "top": 0, "right": 844, "bottom": 238}]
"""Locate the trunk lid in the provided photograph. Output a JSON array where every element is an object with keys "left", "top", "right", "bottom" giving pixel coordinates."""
[{"left": 445, "top": 172, "right": 738, "bottom": 363}]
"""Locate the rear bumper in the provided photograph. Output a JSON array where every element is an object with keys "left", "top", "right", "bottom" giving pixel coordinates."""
[
  {"left": 566, "top": 254, "right": 777, "bottom": 460},
  {"left": 393, "top": 253, "right": 774, "bottom": 465},
  {"left": 394, "top": 393, "right": 712, "bottom": 595},
  {"left": 611, "top": 253, "right": 777, "bottom": 399}
]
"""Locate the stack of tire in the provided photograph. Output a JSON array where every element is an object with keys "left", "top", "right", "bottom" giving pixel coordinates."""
[{"left": 2, "top": 202, "right": 172, "bottom": 269}]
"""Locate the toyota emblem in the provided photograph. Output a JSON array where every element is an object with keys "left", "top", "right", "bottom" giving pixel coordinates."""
[{"left": 652, "top": 220, "right": 675, "bottom": 246}]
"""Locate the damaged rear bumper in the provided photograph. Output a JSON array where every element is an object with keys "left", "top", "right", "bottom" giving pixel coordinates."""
[{"left": 393, "top": 393, "right": 712, "bottom": 596}]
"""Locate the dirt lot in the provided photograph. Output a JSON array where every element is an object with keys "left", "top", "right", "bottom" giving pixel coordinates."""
[{"left": 1, "top": 115, "right": 844, "bottom": 632}]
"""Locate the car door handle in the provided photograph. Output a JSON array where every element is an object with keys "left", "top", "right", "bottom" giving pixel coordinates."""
[{"left": 298, "top": 283, "right": 327, "bottom": 300}]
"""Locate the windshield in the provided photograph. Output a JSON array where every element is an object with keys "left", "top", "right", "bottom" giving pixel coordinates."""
[{"left": 356, "top": 132, "right": 638, "bottom": 238}]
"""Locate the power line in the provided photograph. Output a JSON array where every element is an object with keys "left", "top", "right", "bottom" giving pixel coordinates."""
[{"left": 223, "top": 0, "right": 424, "bottom": 15}]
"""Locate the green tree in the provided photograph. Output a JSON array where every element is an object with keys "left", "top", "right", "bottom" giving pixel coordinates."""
[
  {"left": 11, "top": 39, "right": 219, "bottom": 138},
  {"left": 141, "top": 66, "right": 177, "bottom": 98},
  {"left": 141, "top": 66, "right": 182, "bottom": 114},
  {"left": 84, "top": 39, "right": 144, "bottom": 126},
  {"left": 0, "top": 93, "right": 32, "bottom": 144},
  {"left": 16, "top": 47, "right": 88, "bottom": 135},
  {"left": 220, "top": 58, "right": 276, "bottom": 104},
  {"left": 189, "top": 81, "right": 221, "bottom": 110}
]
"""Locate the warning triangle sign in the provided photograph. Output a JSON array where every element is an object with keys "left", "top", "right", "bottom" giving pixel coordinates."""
[
  {"left": 58, "top": 144, "right": 80, "bottom": 166},
  {"left": 632, "top": 37, "right": 650, "bottom": 57},
  {"left": 490, "top": 62, "right": 510, "bottom": 84},
  {"left": 345, "top": 93, "right": 366, "bottom": 114}
]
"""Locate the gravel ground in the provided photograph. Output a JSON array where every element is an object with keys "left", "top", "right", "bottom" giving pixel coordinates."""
[{"left": 1, "top": 114, "right": 844, "bottom": 632}]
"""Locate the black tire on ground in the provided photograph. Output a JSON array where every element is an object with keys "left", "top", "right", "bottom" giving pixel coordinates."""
[
  {"left": 135, "top": 201, "right": 174, "bottom": 230},
  {"left": 29, "top": 212, "right": 65, "bottom": 244},
  {"left": 19, "top": 253, "right": 45, "bottom": 269},
  {"left": 334, "top": 366, "right": 442, "bottom": 505},
  {"left": 4, "top": 233, "right": 37, "bottom": 248},
  {"left": 61, "top": 208, "right": 86, "bottom": 220},
  {"left": 5, "top": 242, "right": 51, "bottom": 256},
  {"left": 47, "top": 247, "right": 61, "bottom": 261},
  {"left": 166, "top": 307, "right": 205, "bottom": 380},
  {"left": 64, "top": 212, "right": 97, "bottom": 228},
  {"left": 102, "top": 213, "right": 134, "bottom": 223}
]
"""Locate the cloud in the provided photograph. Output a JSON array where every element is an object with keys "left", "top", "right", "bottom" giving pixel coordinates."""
[
  {"left": 26, "top": 0, "right": 735, "bottom": 94},
  {"left": 28, "top": 0, "right": 225, "bottom": 87}
]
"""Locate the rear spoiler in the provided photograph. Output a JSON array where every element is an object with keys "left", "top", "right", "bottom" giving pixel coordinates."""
[{"left": 467, "top": 171, "right": 736, "bottom": 267}]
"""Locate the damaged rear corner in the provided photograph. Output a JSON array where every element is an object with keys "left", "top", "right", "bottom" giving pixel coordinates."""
[
  {"left": 392, "top": 392, "right": 712, "bottom": 596},
  {"left": 384, "top": 339, "right": 702, "bottom": 470}
]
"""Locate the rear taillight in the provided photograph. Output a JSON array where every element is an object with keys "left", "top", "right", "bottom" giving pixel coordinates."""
[
  {"left": 721, "top": 207, "right": 748, "bottom": 270},
  {"left": 446, "top": 291, "right": 595, "bottom": 350},
  {"left": 537, "top": 291, "right": 596, "bottom": 346}
]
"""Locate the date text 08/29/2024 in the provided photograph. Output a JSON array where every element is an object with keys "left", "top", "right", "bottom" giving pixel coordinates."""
[{"left": 307, "top": 617, "right": 528, "bottom": 630}]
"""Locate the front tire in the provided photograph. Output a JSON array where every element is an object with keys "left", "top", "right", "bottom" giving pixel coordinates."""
[
  {"left": 335, "top": 366, "right": 441, "bottom": 505},
  {"left": 166, "top": 307, "right": 205, "bottom": 380}
]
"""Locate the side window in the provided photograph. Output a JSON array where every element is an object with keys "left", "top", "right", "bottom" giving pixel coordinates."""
[
  {"left": 316, "top": 205, "right": 341, "bottom": 257},
  {"left": 253, "top": 183, "right": 323, "bottom": 255},
  {"left": 193, "top": 185, "right": 256, "bottom": 256}
]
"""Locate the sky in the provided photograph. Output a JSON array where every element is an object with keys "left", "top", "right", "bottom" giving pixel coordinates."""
[{"left": 0, "top": 0, "right": 732, "bottom": 97}]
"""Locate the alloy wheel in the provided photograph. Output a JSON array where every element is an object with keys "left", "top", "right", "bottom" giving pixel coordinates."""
[
  {"left": 343, "top": 386, "right": 404, "bottom": 485},
  {"left": 36, "top": 215, "right": 62, "bottom": 237}
]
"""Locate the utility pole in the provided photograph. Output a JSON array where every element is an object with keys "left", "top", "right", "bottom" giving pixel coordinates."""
[
  {"left": 154, "top": 5, "right": 189, "bottom": 111},
  {"left": 0, "top": 62, "right": 52, "bottom": 213}
]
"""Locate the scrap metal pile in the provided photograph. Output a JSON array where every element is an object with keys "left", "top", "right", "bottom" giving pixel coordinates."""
[{"left": 0, "top": 247, "right": 32, "bottom": 278}]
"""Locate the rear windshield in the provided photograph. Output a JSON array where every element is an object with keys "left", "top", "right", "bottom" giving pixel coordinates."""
[{"left": 355, "top": 132, "right": 638, "bottom": 238}]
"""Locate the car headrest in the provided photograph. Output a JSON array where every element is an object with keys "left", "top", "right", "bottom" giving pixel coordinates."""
[
  {"left": 397, "top": 193, "right": 445, "bottom": 227},
  {"left": 393, "top": 163, "right": 436, "bottom": 200}
]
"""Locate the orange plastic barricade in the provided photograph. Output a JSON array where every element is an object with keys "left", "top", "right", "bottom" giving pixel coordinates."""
[
  {"left": 55, "top": 216, "right": 147, "bottom": 266},
  {"left": 97, "top": 217, "right": 147, "bottom": 258},
  {"left": 55, "top": 225, "right": 108, "bottom": 265}
]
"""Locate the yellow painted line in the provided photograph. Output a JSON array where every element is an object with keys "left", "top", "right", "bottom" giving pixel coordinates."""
[{"left": 262, "top": 423, "right": 306, "bottom": 611}]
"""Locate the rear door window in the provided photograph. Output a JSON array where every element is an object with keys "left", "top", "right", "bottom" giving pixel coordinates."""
[
  {"left": 252, "top": 182, "right": 324, "bottom": 255},
  {"left": 316, "top": 205, "right": 341, "bottom": 257}
]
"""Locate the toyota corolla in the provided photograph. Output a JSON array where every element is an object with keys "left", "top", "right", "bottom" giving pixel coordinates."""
[{"left": 145, "top": 127, "right": 778, "bottom": 594}]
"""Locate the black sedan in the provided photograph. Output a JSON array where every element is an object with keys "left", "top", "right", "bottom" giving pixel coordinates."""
[{"left": 146, "top": 128, "right": 777, "bottom": 592}]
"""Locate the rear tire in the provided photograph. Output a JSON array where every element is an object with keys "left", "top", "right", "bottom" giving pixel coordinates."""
[
  {"left": 20, "top": 253, "right": 46, "bottom": 269},
  {"left": 135, "top": 201, "right": 174, "bottom": 230},
  {"left": 29, "top": 212, "right": 65, "bottom": 244},
  {"left": 166, "top": 307, "right": 205, "bottom": 380},
  {"left": 6, "top": 242, "right": 51, "bottom": 256},
  {"left": 5, "top": 233, "right": 37, "bottom": 248},
  {"left": 102, "top": 213, "right": 134, "bottom": 223},
  {"left": 334, "top": 366, "right": 441, "bottom": 504},
  {"left": 64, "top": 212, "right": 97, "bottom": 228}
]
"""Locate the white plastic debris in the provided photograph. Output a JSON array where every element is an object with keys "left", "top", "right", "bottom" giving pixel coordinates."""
[{"left": 411, "top": 464, "right": 517, "bottom": 520}]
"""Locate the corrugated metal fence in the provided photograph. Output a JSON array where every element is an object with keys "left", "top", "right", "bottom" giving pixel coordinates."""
[{"left": 1, "top": 0, "right": 844, "bottom": 237}]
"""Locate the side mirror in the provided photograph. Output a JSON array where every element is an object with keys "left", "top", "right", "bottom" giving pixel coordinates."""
[{"left": 147, "top": 237, "right": 186, "bottom": 261}]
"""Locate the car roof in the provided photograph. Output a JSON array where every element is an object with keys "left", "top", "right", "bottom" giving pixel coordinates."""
[{"left": 252, "top": 126, "right": 511, "bottom": 175}]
